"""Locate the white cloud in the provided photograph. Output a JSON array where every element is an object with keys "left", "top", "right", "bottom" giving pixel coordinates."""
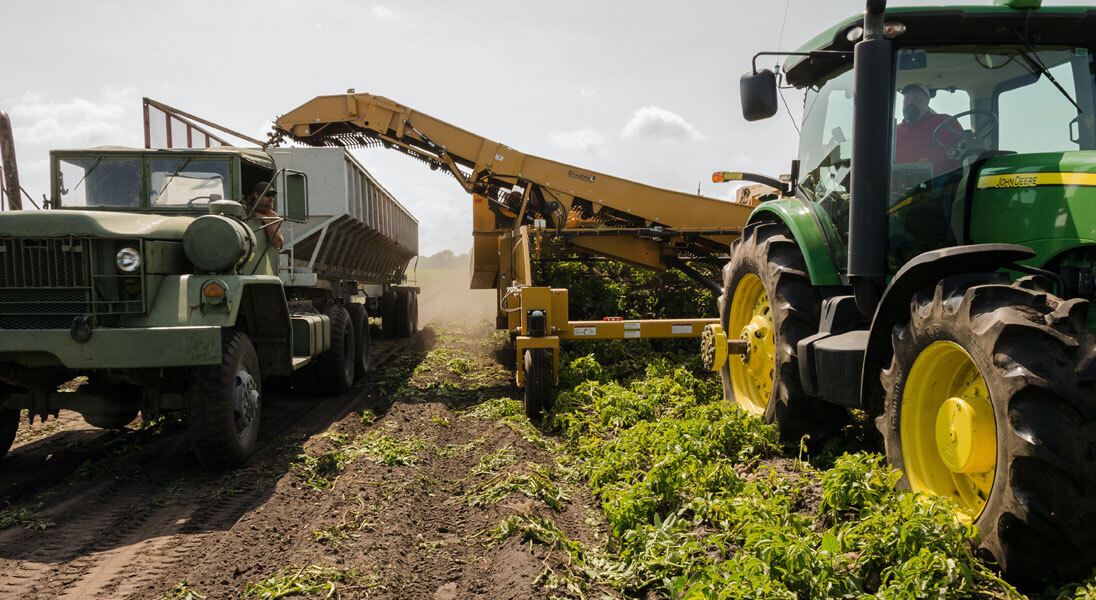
[
  {"left": 621, "top": 106, "right": 704, "bottom": 142},
  {"left": 373, "top": 5, "right": 394, "bottom": 19},
  {"left": 549, "top": 128, "right": 606, "bottom": 153},
  {"left": 579, "top": 88, "right": 596, "bottom": 102}
]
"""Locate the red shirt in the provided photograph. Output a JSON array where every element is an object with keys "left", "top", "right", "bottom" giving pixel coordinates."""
[{"left": 895, "top": 112, "right": 961, "bottom": 175}]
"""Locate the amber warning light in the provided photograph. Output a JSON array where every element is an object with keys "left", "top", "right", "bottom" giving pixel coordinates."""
[{"left": 712, "top": 172, "right": 744, "bottom": 183}]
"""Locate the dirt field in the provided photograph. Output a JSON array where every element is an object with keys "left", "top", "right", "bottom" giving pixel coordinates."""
[{"left": 0, "top": 268, "right": 603, "bottom": 600}]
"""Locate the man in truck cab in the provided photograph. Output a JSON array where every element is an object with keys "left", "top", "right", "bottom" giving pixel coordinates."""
[
  {"left": 244, "top": 181, "right": 284, "bottom": 249},
  {"left": 894, "top": 83, "right": 961, "bottom": 176}
]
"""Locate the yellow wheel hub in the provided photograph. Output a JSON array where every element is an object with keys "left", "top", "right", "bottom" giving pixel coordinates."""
[
  {"left": 727, "top": 273, "right": 774, "bottom": 415},
  {"left": 901, "top": 341, "right": 996, "bottom": 521}
]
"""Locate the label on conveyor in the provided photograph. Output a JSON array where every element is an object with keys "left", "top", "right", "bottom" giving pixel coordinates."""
[
  {"left": 573, "top": 326, "right": 597, "bottom": 336},
  {"left": 671, "top": 324, "right": 693, "bottom": 335},
  {"left": 624, "top": 322, "right": 641, "bottom": 330}
]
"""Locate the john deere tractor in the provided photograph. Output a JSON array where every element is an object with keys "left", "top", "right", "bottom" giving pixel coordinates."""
[{"left": 704, "top": 0, "right": 1096, "bottom": 582}]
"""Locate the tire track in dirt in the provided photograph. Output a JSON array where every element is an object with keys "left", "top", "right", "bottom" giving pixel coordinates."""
[{"left": 0, "top": 336, "right": 419, "bottom": 600}]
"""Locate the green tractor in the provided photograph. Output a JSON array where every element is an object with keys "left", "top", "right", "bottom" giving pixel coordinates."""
[{"left": 705, "top": 0, "right": 1096, "bottom": 583}]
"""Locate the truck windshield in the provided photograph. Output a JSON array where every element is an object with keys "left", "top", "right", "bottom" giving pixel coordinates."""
[
  {"left": 58, "top": 157, "right": 141, "bottom": 208},
  {"left": 889, "top": 46, "right": 1096, "bottom": 265},
  {"left": 150, "top": 158, "right": 230, "bottom": 207}
]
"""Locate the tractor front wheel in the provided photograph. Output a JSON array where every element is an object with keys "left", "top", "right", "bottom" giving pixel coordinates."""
[
  {"left": 719, "top": 221, "right": 845, "bottom": 443},
  {"left": 879, "top": 275, "right": 1096, "bottom": 583}
]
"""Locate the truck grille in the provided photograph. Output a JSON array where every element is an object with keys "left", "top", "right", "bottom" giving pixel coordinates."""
[{"left": 0, "top": 237, "right": 144, "bottom": 329}]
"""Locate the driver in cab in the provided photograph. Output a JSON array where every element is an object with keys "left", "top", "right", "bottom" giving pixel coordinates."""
[
  {"left": 895, "top": 83, "right": 961, "bottom": 175},
  {"left": 244, "top": 181, "right": 284, "bottom": 250}
]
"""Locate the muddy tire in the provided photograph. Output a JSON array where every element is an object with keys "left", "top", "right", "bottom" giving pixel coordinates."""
[
  {"left": 523, "top": 348, "right": 551, "bottom": 421},
  {"left": 346, "top": 303, "right": 371, "bottom": 379},
  {"left": 187, "top": 330, "right": 262, "bottom": 469},
  {"left": 719, "top": 220, "right": 845, "bottom": 443},
  {"left": 382, "top": 290, "right": 399, "bottom": 339},
  {"left": 0, "top": 406, "right": 18, "bottom": 459},
  {"left": 316, "top": 305, "right": 355, "bottom": 395},
  {"left": 878, "top": 274, "right": 1096, "bottom": 583}
]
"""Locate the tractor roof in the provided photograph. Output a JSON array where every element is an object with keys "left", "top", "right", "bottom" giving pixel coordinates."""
[{"left": 783, "top": 5, "right": 1096, "bottom": 87}]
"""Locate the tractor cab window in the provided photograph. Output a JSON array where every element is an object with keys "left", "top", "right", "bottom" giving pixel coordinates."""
[
  {"left": 798, "top": 66, "right": 855, "bottom": 270},
  {"left": 57, "top": 157, "right": 141, "bottom": 208},
  {"left": 888, "top": 46, "right": 1096, "bottom": 266},
  {"left": 150, "top": 158, "right": 230, "bottom": 208}
]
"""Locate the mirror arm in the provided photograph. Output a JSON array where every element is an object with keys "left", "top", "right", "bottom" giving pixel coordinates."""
[{"left": 751, "top": 51, "right": 853, "bottom": 73}]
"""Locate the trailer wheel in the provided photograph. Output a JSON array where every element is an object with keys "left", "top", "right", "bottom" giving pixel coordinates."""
[
  {"left": 317, "top": 305, "right": 355, "bottom": 395},
  {"left": 719, "top": 220, "right": 845, "bottom": 443},
  {"left": 523, "top": 348, "right": 552, "bottom": 420},
  {"left": 346, "top": 303, "right": 371, "bottom": 379},
  {"left": 187, "top": 330, "right": 262, "bottom": 469},
  {"left": 396, "top": 290, "right": 414, "bottom": 338},
  {"left": 410, "top": 292, "right": 419, "bottom": 334},
  {"left": 382, "top": 290, "right": 399, "bottom": 339},
  {"left": 0, "top": 406, "right": 18, "bottom": 459},
  {"left": 879, "top": 275, "right": 1096, "bottom": 583}
]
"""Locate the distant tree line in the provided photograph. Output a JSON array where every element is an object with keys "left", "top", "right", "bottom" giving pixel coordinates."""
[{"left": 417, "top": 250, "right": 470, "bottom": 270}]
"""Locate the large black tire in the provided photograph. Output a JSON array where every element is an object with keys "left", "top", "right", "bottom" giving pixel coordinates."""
[
  {"left": 0, "top": 407, "right": 18, "bottom": 459},
  {"left": 410, "top": 292, "right": 419, "bottom": 334},
  {"left": 395, "top": 290, "right": 414, "bottom": 338},
  {"left": 316, "top": 305, "right": 355, "bottom": 395},
  {"left": 719, "top": 220, "right": 845, "bottom": 443},
  {"left": 878, "top": 274, "right": 1096, "bottom": 584},
  {"left": 187, "top": 330, "right": 262, "bottom": 469},
  {"left": 523, "top": 348, "right": 552, "bottom": 421},
  {"left": 346, "top": 303, "right": 372, "bottom": 379},
  {"left": 382, "top": 290, "right": 399, "bottom": 339}
]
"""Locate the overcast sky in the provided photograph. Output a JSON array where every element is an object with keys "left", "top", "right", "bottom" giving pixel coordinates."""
[{"left": 2, "top": 0, "right": 1092, "bottom": 255}]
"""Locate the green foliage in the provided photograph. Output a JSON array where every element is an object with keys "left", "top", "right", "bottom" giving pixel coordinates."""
[
  {"left": 359, "top": 409, "right": 377, "bottom": 425},
  {"left": 462, "top": 464, "right": 571, "bottom": 511},
  {"left": 295, "top": 432, "right": 423, "bottom": 490},
  {"left": 513, "top": 344, "right": 1021, "bottom": 599},
  {"left": 469, "top": 446, "right": 517, "bottom": 477},
  {"left": 159, "top": 581, "right": 206, "bottom": 600},
  {"left": 0, "top": 506, "right": 54, "bottom": 531},
  {"left": 244, "top": 565, "right": 383, "bottom": 599},
  {"left": 463, "top": 397, "right": 524, "bottom": 421}
]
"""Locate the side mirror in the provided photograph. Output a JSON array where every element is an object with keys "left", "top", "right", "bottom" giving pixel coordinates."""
[
  {"left": 283, "top": 171, "right": 308, "bottom": 223},
  {"left": 740, "top": 69, "right": 779, "bottom": 122}
]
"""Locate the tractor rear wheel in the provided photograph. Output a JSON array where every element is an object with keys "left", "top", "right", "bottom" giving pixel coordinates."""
[
  {"left": 187, "top": 330, "right": 262, "bottom": 469},
  {"left": 879, "top": 274, "right": 1096, "bottom": 583},
  {"left": 719, "top": 221, "right": 845, "bottom": 443},
  {"left": 346, "top": 303, "right": 371, "bottom": 379},
  {"left": 523, "top": 348, "right": 551, "bottom": 421},
  {"left": 316, "top": 305, "right": 355, "bottom": 395},
  {"left": 0, "top": 406, "right": 18, "bottom": 459}
]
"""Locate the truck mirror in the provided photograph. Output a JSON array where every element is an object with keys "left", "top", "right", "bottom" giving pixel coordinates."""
[
  {"left": 740, "top": 69, "right": 779, "bottom": 121},
  {"left": 284, "top": 172, "right": 308, "bottom": 223}
]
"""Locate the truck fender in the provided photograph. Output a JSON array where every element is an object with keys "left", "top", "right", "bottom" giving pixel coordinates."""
[
  {"left": 858, "top": 243, "right": 1035, "bottom": 415},
  {"left": 237, "top": 283, "right": 293, "bottom": 376}
]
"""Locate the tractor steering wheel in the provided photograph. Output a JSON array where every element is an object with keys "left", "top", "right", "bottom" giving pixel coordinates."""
[{"left": 932, "top": 109, "right": 998, "bottom": 150}]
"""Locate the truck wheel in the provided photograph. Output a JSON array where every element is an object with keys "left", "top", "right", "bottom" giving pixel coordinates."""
[
  {"left": 523, "top": 348, "right": 552, "bottom": 420},
  {"left": 1, "top": 407, "right": 18, "bottom": 459},
  {"left": 410, "top": 292, "right": 419, "bottom": 334},
  {"left": 346, "top": 303, "right": 371, "bottom": 379},
  {"left": 878, "top": 275, "right": 1096, "bottom": 583},
  {"left": 382, "top": 290, "right": 399, "bottom": 339},
  {"left": 396, "top": 290, "right": 414, "bottom": 338},
  {"left": 719, "top": 220, "right": 845, "bottom": 443},
  {"left": 316, "top": 305, "right": 355, "bottom": 395},
  {"left": 187, "top": 330, "right": 262, "bottom": 469}
]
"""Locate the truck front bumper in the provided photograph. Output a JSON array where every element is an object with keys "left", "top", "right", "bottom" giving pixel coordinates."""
[{"left": 0, "top": 326, "right": 222, "bottom": 369}]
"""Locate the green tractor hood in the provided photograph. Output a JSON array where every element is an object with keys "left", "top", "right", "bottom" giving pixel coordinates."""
[
  {"left": 0, "top": 210, "right": 195, "bottom": 239},
  {"left": 971, "top": 151, "right": 1096, "bottom": 261}
]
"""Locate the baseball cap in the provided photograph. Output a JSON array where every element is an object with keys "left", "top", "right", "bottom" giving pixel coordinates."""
[
  {"left": 900, "top": 83, "right": 931, "bottom": 97},
  {"left": 252, "top": 181, "right": 276, "bottom": 196}
]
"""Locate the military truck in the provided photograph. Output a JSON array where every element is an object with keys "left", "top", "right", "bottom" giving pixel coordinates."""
[{"left": 0, "top": 144, "right": 419, "bottom": 468}]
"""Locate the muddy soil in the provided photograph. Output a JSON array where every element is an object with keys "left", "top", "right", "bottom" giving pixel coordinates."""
[{"left": 0, "top": 269, "right": 604, "bottom": 599}]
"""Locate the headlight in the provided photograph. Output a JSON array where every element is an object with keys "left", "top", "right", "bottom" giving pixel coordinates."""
[{"left": 115, "top": 247, "right": 142, "bottom": 273}]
